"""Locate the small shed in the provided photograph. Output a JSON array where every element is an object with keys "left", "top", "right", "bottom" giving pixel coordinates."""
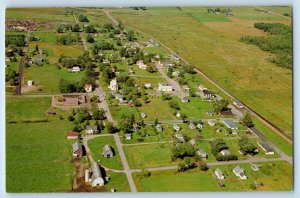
[
  {"left": 173, "top": 123, "right": 180, "bottom": 131},
  {"left": 125, "top": 133, "right": 132, "bottom": 140},
  {"left": 27, "top": 80, "right": 34, "bottom": 86},
  {"left": 156, "top": 124, "right": 163, "bottom": 132},
  {"left": 196, "top": 149, "right": 208, "bottom": 159}
]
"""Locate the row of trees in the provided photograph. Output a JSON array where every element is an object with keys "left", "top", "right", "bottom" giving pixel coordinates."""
[
  {"left": 5, "top": 34, "right": 26, "bottom": 47},
  {"left": 209, "top": 139, "right": 238, "bottom": 161},
  {"left": 56, "top": 34, "right": 81, "bottom": 45}
]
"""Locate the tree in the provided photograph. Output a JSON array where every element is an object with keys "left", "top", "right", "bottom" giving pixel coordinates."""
[
  {"left": 212, "top": 99, "right": 229, "bottom": 114},
  {"left": 209, "top": 139, "right": 228, "bottom": 156},
  {"left": 198, "top": 161, "right": 209, "bottom": 171},
  {"left": 106, "top": 122, "right": 116, "bottom": 133},
  {"left": 169, "top": 100, "right": 180, "bottom": 110},
  {"left": 86, "top": 34, "right": 95, "bottom": 43},
  {"left": 146, "top": 65, "right": 157, "bottom": 73},
  {"left": 127, "top": 30, "right": 135, "bottom": 41},
  {"left": 35, "top": 44, "right": 39, "bottom": 52},
  {"left": 72, "top": 24, "right": 81, "bottom": 32},
  {"left": 67, "top": 115, "right": 75, "bottom": 121},
  {"left": 161, "top": 93, "right": 172, "bottom": 101},
  {"left": 242, "top": 112, "right": 254, "bottom": 127},
  {"left": 78, "top": 14, "right": 89, "bottom": 22},
  {"left": 238, "top": 137, "right": 257, "bottom": 155}
]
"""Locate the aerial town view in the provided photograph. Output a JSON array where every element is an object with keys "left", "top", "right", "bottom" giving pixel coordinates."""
[{"left": 5, "top": 6, "right": 292, "bottom": 192}]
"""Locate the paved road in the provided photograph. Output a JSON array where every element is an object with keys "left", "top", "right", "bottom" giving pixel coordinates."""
[
  {"left": 103, "top": 10, "right": 292, "bottom": 143},
  {"left": 249, "top": 127, "right": 292, "bottom": 165}
]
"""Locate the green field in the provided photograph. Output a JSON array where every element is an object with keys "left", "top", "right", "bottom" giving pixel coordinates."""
[
  {"left": 133, "top": 161, "right": 293, "bottom": 192},
  {"left": 6, "top": 121, "right": 75, "bottom": 192},
  {"left": 109, "top": 7, "right": 292, "bottom": 133},
  {"left": 88, "top": 135, "right": 123, "bottom": 170},
  {"left": 104, "top": 172, "right": 131, "bottom": 192},
  {"left": 123, "top": 143, "right": 176, "bottom": 169}
]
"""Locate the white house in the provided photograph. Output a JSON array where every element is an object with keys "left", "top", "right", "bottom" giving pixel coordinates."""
[
  {"left": 233, "top": 166, "right": 247, "bottom": 180},
  {"left": 257, "top": 141, "right": 274, "bottom": 155},
  {"left": 197, "top": 123, "right": 203, "bottom": 129},
  {"left": 208, "top": 120, "right": 215, "bottom": 127},
  {"left": 196, "top": 149, "right": 208, "bottom": 159},
  {"left": 175, "top": 133, "right": 184, "bottom": 143},
  {"left": 89, "top": 162, "right": 105, "bottom": 187},
  {"left": 156, "top": 124, "right": 163, "bottom": 132},
  {"left": 125, "top": 133, "right": 132, "bottom": 140},
  {"left": 190, "top": 139, "right": 196, "bottom": 146},
  {"left": 27, "top": 80, "right": 34, "bottom": 86},
  {"left": 220, "top": 149, "right": 231, "bottom": 156},
  {"left": 181, "top": 97, "right": 189, "bottom": 103},
  {"left": 144, "top": 83, "right": 152, "bottom": 89},
  {"left": 173, "top": 123, "right": 180, "bottom": 131},
  {"left": 233, "top": 99, "right": 244, "bottom": 109},
  {"left": 198, "top": 84, "right": 207, "bottom": 91},
  {"left": 86, "top": 125, "right": 98, "bottom": 135},
  {"left": 176, "top": 111, "right": 181, "bottom": 118},
  {"left": 251, "top": 164, "right": 259, "bottom": 171},
  {"left": 189, "top": 122, "right": 196, "bottom": 130},
  {"left": 72, "top": 66, "right": 81, "bottom": 72},
  {"left": 137, "top": 60, "right": 147, "bottom": 70},
  {"left": 172, "top": 71, "right": 180, "bottom": 77},
  {"left": 84, "top": 84, "right": 93, "bottom": 92},
  {"left": 158, "top": 83, "right": 173, "bottom": 92},
  {"left": 215, "top": 168, "right": 225, "bottom": 180},
  {"left": 140, "top": 112, "right": 146, "bottom": 118},
  {"left": 109, "top": 79, "right": 118, "bottom": 91}
]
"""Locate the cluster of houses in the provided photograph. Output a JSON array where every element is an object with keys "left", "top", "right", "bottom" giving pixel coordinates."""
[{"left": 215, "top": 163, "right": 260, "bottom": 185}]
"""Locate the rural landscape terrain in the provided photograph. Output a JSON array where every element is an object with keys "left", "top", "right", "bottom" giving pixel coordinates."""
[{"left": 5, "top": 6, "right": 293, "bottom": 192}]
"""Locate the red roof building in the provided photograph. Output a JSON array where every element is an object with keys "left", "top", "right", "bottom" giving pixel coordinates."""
[{"left": 67, "top": 131, "right": 79, "bottom": 139}]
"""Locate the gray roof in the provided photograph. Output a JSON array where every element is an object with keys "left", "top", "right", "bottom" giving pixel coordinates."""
[
  {"left": 215, "top": 168, "right": 223, "bottom": 176},
  {"left": 156, "top": 124, "right": 162, "bottom": 131},
  {"left": 221, "top": 149, "right": 231, "bottom": 156},
  {"left": 90, "top": 162, "right": 103, "bottom": 182},
  {"left": 233, "top": 166, "right": 244, "bottom": 174},
  {"left": 233, "top": 98, "right": 242, "bottom": 105},
  {"left": 103, "top": 144, "right": 112, "bottom": 153},
  {"left": 257, "top": 141, "right": 273, "bottom": 152},
  {"left": 72, "top": 141, "right": 82, "bottom": 152},
  {"left": 196, "top": 149, "right": 207, "bottom": 157},
  {"left": 173, "top": 123, "right": 180, "bottom": 130},
  {"left": 125, "top": 133, "right": 132, "bottom": 138},
  {"left": 223, "top": 119, "right": 238, "bottom": 129},
  {"left": 86, "top": 125, "right": 98, "bottom": 131}
]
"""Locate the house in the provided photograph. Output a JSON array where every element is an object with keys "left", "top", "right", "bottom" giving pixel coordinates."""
[
  {"left": 27, "top": 80, "right": 33, "bottom": 86},
  {"left": 89, "top": 162, "right": 105, "bottom": 187},
  {"left": 183, "top": 85, "right": 190, "bottom": 92},
  {"left": 86, "top": 125, "right": 98, "bottom": 135},
  {"left": 156, "top": 124, "right": 163, "bottom": 132},
  {"left": 220, "top": 149, "right": 231, "bottom": 156},
  {"left": 196, "top": 149, "right": 208, "bottom": 159},
  {"left": 169, "top": 54, "right": 180, "bottom": 62},
  {"left": 251, "top": 164, "right": 259, "bottom": 171},
  {"left": 206, "top": 111, "right": 213, "bottom": 116},
  {"left": 158, "top": 60, "right": 174, "bottom": 68},
  {"left": 208, "top": 120, "right": 215, "bottom": 127},
  {"left": 128, "top": 100, "right": 135, "bottom": 107},
  {"left": 190, "top": 139, "right": 196, "bottom": 146},
  {"left": 72, "top": 142, "right": 83, "bottom": 158},
  {"left": 197, "top": 123, "right": 203, "bottom": 129},
  {"left": 233, "top": 166, "right": 247, "bottom": 180},
  {"left": 140, "top": 112, "right": 146, "bottom": 118},
  {"left": 102, "top": 144, "right": 114, "bottom": 158},
  {"left": 189, "top": 122, "right": 196, "bottom": 130},
  {"left": 72, "top": 66, "right": 81, "bottom": 72},
  {"left": 202, "top": 90, "right": 216, "bottom": 100},
  {"left": 115, "top": 94, "right": 127, "bottom": 103},
  {"left": 103, "top": 59, "right": 110, "bottom": 64},
  {"left": 125, "top": 133, "right": 132, "bottom": 140},
  {"left": 132, "top": 123, "right": 139, "bottom": 131},
  {"left": 158, "top": 83, "right": 173, "bottom": 92},
  {"left": 181, "top": 96, "right": 189, "bottom": 103},
  {"left": 198, "top": 84, "right": 207, "bottom": 91},
  {"left": 137, "top": 60, "right": 147, "bottom": 70},
  {"left": 84, "top": 84, "right": 93, "bottom": 93},
  {"left": 172, "top": 71, "right": 180, "bottom": 77},
  {"left": 257, "top": 141, "right": 274, "bottom": 155},
  {"left": 67, "top": 131, "right": 79, "bottom": 139},
  {"left": 108, "top": 79, "right": 118, "bottom": 91},
  {"left": 215, "top": 168, "right": 225, "bottom": 180},
  {"left": 173, "top": 123, "right": 180, "bottom": 131},
  {"left": 176, "top": 111, "right": 181, "bottom": 118},
  {"left": 144, "top": 83, "right": 152, "bottom": 89},
  {"left": 222, "top": 119, "right": 238, "bottom": 130},
  {"left": 175, "top": 133, "right": 184, "bottom": 143},
  {"left": 233, "top": 99, "right": 244, "bottom": 109}
]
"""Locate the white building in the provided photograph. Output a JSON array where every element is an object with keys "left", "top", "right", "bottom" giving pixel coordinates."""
[
  {"left": 84, "top": 84, "right": 93, "bottom": 92},
  {"left": 72, "top": 66, "right": 81, "bottom": 72},
  {"left": 109, "top": 79, "right": 118, "bottom": 91},
  {"left": 215, "top": 168, "right": 225, "bottom": 180},
  {"left": 137, "top": 60, "right": 147, "bottom": 70},
  {"left": 89, "top": 162, "right": 105, "bottom": 187},
  {"left": 158, "top": 83, "right": 173, "bottom": 92},
  {"left": 27, "top": 80, "right": 34, "bottom": 86},
  {"left": 233, "top": 166, "right": 247, "bottom": 180}
]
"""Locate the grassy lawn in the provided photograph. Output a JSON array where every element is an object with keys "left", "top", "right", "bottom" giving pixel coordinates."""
[
  {"left": 23, "top": 64, "right": 84, "bottom": 94},
  {"left": 31, "top": 31, "right": 58, "bottom": 43},
  {"left": 188, "top": 12, "right": 231, "bottom": 22},
  {"left": 6, "top": 97, "right": 52, "bottom": 121},
  {"left": 110, "top": 7, "right": 292, "bottom": 133},
  {"left": 104, "top": 172, "right": 131, "bottom": 192},
  {"left": 123, "top": 143, "right": 176, "bottom": 169},
  {"left": 88, "top": 135, "right": 123, "bottom": 170},
  {"left": 6, "top": 120, "right": 75, "bottom": 192},
  {"left": 133, "top": 160, "right": 292, "bottom": 192}
]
